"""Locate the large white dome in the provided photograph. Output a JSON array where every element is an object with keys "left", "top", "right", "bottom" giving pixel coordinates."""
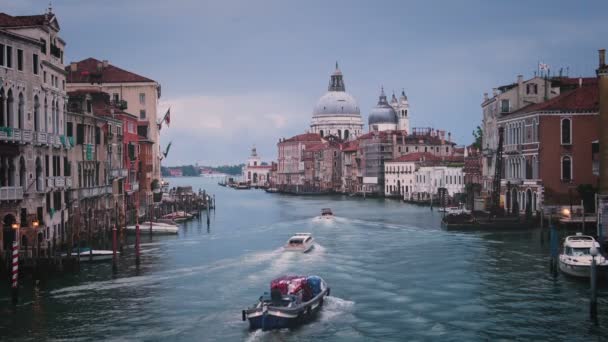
[{"left": 313, "top": 91, "right": 360, "bottom": 117}]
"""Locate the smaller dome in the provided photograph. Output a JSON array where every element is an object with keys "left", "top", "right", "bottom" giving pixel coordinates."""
[{"left": 369, "top": 88, "right": 398, "bottom": 125}]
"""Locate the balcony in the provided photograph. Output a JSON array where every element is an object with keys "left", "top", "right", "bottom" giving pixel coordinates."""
[
  {"left": 131, "top": 181, "right": 139, "bottom": 192},
  {"left": 35, "top": 132, "right": 48, "bottom": 145},
  {"left": 84, "top": 144, "right": 95, "bottom": 161},
  {"left": 77, "top": 185, "right": 112, "bottom": 199},
  {"left": 0, "top": 186, "right": 24, "bottom": 201},
  {"left": 110, "top": 168, "right": 128, "bottom": 179},
  {"left": 54, "top": 177, "right": 65, "bottom": 188}
]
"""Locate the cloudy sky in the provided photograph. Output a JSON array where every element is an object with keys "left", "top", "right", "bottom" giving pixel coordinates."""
[{"left": 3, "top": 0, "right": 608, "bottom": 165}]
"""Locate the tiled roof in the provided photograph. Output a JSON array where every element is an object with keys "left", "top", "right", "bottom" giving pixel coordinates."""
[
  {"left": 282, "top": 133, "right": 323, "bottom": 143},
  {"left": 246, "top": 165, "right": 272, "bottom": 169},
  {"left": 512, "top": 81, "right": 598, "bottom": 115},
  {"left": 305, "top": 143, "right": 327, "bottom": 152},
  {"left": 341, "top": 140, "right": 359, "bottom": 152},
  {"left": 389, "top": 152, "right": 441, "bottom": 163},
  {"left": 66, "top": 58, "right": 156, "bottom": 84},
  {"left": 0, "top": 13, "right": 47, "bottom": 27}
]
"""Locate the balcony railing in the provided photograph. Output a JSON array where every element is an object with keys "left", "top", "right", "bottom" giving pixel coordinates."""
[
  {"left": 0, "top": 186, "right": 24, "bottom": 201},
  {"left": 110, "top": 168, "right": 128, "bottom": 178},
  {"left": 47, "top": 178, "right": 54, "bottom": 188},
  {"left": 54, "top": 177, "right": 65, "bottom": 188},
  {"left": 77, "top": 185, "right": 114, "bottom": 199},
  {"left": 36, "top": 132, "right": 48, "bottom": 145},
  {"left": 0, "top": 128, "right": 69, "bottom": 148}
]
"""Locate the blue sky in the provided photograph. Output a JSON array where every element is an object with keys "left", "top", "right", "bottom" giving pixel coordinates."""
[{"left": 3, "top": 0, "right": 608, "bottom": 165}]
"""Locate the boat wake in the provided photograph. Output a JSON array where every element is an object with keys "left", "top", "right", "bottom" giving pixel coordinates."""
[{"left": 319, "top": 296, "right": 355, "bottom": 321}]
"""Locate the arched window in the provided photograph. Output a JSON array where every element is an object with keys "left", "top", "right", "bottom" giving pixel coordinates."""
[
  {"left": 55, "top": 99, "right": 60, "bottom": 133},
  {"left": 35, "top": 158, "right": 43, "bottom": 191},
  {"left": 18, "top": 93, "right": 24, "bottom": 129},
  {"left": 19, "top": 157, "right": 25, "bottom": 190},
  {"left": 319, "top": 130, "right": 324, "bottom": 137},
  {"left": 6, "top": 89, "right": 14, "bottom": 128},
  {"left": 561, "top": 118, "right": 571, "bottom": 145},
  {"left": 44, "top": 98, "right": 48, "bottom": 132},
  {"left": 337, "top": 129, "right": 341, "bottom": 139},
  {"left": 562, "top": 156, "right": 572, "bottom": 181},
  {"left": 344, "top": 129, "right": 349, "bottom": 140},
  {"left": 34, "top": 95, "right": 40, "bottom": 131},
  {"left": 0, "top": 87, "right": 4, "bottom": 126}
]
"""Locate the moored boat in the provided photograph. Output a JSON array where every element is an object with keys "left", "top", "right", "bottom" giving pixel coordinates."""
[
  {"left": 235, "top": 182, "right": 251, "bottom": 190},
  {"left": 284, "top": 233, "right": 314, "bottom": 253},
  {"left": 62, "top": 247, "right": 117, "bottom": 262},
  {"left": 126, "top": 222, "right": 179, "bottom": 235},
  {"left": 265, "top": 187, "right": 279, "bottom": 193},
  {"left": 559, "top": 233, "right": 608, "bottom": 278},
  {"left": 242, "top": 275, "right": 330, "bottom": 331}
]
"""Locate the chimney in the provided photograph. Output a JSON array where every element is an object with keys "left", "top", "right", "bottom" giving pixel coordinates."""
[
  {"left": 492, "top": 88, "right": 498, "bottom": 96},
  {"left": 579, "top": 77, "right": 583, "bottom": 88},
  {"left": 483, "top": 92, "right": 489, "bottom": 101},
  {"left": 102, "top": 60, "right": 109, "bottom": 68},
  {"left": 448, "top": 132, "right": 451, "bottom": 143},
  {"left": 517, "top": 74, "right": 523, "bottom": 85},
  {"left": 70, "top": 62, "right": 77, "bottom": 72},
  {"left": 600, "top": 49, "right": 606, "bottom": 68}
]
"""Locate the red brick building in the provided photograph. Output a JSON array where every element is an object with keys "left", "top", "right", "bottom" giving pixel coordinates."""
[{"left": 497, "top": 78, "right": 599, "bottom": 212}]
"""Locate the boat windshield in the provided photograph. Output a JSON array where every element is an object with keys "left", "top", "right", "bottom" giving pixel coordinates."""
[
  {"left": 566, "top": 247, "right": 591, "bottom": 256},
  {"left": 289, "top": 238, "right": 303, "bottom": 245}
]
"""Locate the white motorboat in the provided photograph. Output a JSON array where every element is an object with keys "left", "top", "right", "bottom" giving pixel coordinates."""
[
  {"left": 284, "top": 233, "right": 314, "bottom": 253},
  {"left": 126, "top": 222, "right": 179, "bottom": 235},
  {"left": 559, "top": 233, "right": 608, "bottom": 278},
  {"left": 62, "top": 248, "right": 118, "bottom": 262}
]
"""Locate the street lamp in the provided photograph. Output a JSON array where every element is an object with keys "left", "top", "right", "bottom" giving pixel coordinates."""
[{"left": 32, "top": 220, "right": 40, "bottom": 258}]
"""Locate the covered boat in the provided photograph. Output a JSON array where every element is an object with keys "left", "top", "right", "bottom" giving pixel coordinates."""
[
  {"left": 559, "top": 233, "right": 608, "bottom": 278},
  {"left": 126, "top": 222, "right": 179, "bottom": 235},
  {"left": 62, "top": 247, "right": 117, "bottom": 262},
  {"left": 243, "top": 275, "right": 330, "bottom": 331}
]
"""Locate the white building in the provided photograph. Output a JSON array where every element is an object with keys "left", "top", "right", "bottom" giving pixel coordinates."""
[
  {"left": 413, "top": 165, "right": 465, "bottom": 201},
  {"left": 310, "top": 63, "right": 363, "bottom": 140},
  {"left": 384, "top": 153, "right": 434, "bottom": 198},
  {"left": 242, "top": 146, "right": 271, "bottom": 187},
  {"left": 369, "top": 88, "right": 410, "bottom": 133}
]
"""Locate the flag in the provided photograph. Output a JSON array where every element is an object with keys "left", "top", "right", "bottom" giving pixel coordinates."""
[
  {"left": 539, "top": 62, "right": 549, "bottom": 71},
  {"left": 158, "top": 108, "right": 171, "bottom": 130},
  {"left": 162, "top": 142, "right": 172, "bottom": 159}
]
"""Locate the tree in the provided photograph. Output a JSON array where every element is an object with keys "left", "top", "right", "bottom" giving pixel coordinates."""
[{"left": 472, "top": 125, "right": 483, "bottom": 150}]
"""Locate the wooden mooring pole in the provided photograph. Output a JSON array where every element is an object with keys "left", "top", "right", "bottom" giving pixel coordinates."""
[
  {"left": 549, "top": 212, "right": 558, "bottom": 277},
  {"left": 11, "top": 236, "right": 19, "bottom": 305},
  {"left": 590, "top": 246, "right": 599, "bottom": 323},
  {"left": 112, "top": 225, "right": 117, "bottom": 273}
]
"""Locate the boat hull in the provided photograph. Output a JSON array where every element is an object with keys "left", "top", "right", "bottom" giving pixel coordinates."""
[
  {"left": 244, "top": 289, "right": 328, "bottom": 331},
  {"left": 62, "top": 251, "right": 117, "bottom": 262},
  {"left": 126, "top": 225, "right": 178, "bottom": 235},
  {"left": 559, "top": 259, "right": 608, "bottom": 278}
]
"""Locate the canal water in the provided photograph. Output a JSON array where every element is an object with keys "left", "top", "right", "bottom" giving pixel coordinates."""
[{"left": 1, "top": 177, "right": 607, "bottom": 341}]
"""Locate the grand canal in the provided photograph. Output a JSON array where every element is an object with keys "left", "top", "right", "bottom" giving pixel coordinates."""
[{"left": 1, "top": 177, "right": 607, "bottom": 341}]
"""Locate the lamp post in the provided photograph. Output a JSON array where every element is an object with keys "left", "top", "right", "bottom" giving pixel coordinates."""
[{"left": 32, "top": 220, "right": 39, "bottom": 259}]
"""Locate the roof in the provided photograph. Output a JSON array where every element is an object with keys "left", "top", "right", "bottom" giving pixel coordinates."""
[
  {"left": 281, "top": 133, "right": 323, "bottom": 143},
  {"left": 341, "top": 140, "right": 359, "bottom": 152},
  {"left": 66, "top": 58, "right": 156, "bottom": 84},
  {"left": 389, "top": 152, "right": 441, "bottom": 163},
  {"left": 305, "top": 143, "right": 327, "bottom": 152},
  {"left": 512, "top": 81, "right": 598, "bottom": 115},
  {"left": 0, "top": 13, "right": 47, "bottom": 27},
  {"left": 246, "top": 165, "right": 272, "bottom": 169}
]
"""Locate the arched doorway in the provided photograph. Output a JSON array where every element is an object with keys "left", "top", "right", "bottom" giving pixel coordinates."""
[
  {"left": 3, "top": 214, "right": 17, "bottom": 251},
  {"left": 253, "top": 173, "right": 258, "bottom": 184},
  {"left": 397, "top": 180, "right": 401, "bottom": 195},
  {"left": 511, "top": 188, "right": 518, "bottom": 215}
]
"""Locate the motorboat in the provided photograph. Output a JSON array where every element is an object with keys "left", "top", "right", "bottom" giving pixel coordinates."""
[
  {"left": 265, "top": 188, "right": 279, "bottom": 193},
  {"left": 126, "top": 222, "right": 179, "bottom": 235},
  {"left": 242, "top": 275, "right": 330, "bottom": 331},
  {"left": 284, "top": 233, "right": 314, "bottom": 253},
  {"left": 62, "top": 247, "right": 117, "bottom": 262},
  {"left": 235, "top": 182, "right": 251, "bottom": 190},
  {"left": 320, "top": 208, "right": 334, "bottom": 219},
  {"left": 559, "top": 233, "right": 608, "bottom": 278}
]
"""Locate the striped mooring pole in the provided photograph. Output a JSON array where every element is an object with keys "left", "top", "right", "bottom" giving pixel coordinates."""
[{"left": 11, "top": 240, "right": 19, "bottom": 304}]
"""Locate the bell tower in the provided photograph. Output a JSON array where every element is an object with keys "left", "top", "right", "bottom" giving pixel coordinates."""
[{"left": 396, "top": 90, "right": 410, "bottom": 133}]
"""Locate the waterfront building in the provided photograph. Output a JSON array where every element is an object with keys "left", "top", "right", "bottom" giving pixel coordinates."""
[
  {"left": 310, "top": 63, "right": 363, "bottom": 141},
  {"left": 276, "top": 133, "right": 324, "bottom": 190},
  {"left": 340, "top": 140, "right": 359, "bottom": 193},
  {"left": 168, "top": 168, "right": 182, "bottom": 177},
  {"left": 65, "top": 90, "right": 124, "bottom": 245},
  {"left": 369, "top": 88, "right": 410, "bottom": 133},
  {"left": 302, "top": 137, "right": 342, "bottom": 192},
  {"left": 242, "top": 146, "right": 272, "bottom": 187},
  {"left": 66, "top": 57, "right": 162, "bottom": 198},
  {"left": 481, "top": 75, "right": 562, "bottom": 195},
  {"left": 0, "top": 10, "right": 69, "bottom": 255},
  {"left": 384, "top": 152, "right": 439, "bottom": 199},
  {"left": 496, "top": 77, "right": 599, "bottom": 213},
  {"left": 412, "top": 164, "right": 465, "bottom": 202},
  {"left": 463, "top": 146, "right": 483, "bottom": 209}
]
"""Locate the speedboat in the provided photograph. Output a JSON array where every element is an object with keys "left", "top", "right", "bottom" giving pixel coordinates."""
[
  {"left": 242, "top": 275, "right": 330, "bottom": 331},
  {"left": 321, "top": 208, "right": 333, "bottom": 219},
  {"left": 126, "top": 222, "right": 179, "bottom": 235},
  {"left": 62, "top": 247, "right": 117, "bottom": 262},
  {"left": 559, "top": 233, "right": 608, "bottom": 278},
  {"left": 265, "top": 188, "right": 279, "bottom": 193},
  {"left": 284, "top": 233, "right": 314, "bottom": 253}
]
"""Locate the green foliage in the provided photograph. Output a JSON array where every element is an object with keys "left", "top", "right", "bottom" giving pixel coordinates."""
[
  {"left": 472, "top": 125, "right": 483, "bottom": 150},
  {"left": 212, "top": 164, "right": 244, "bottom": 175},
  {"left": 181, "top": 165, "right": 200, "bottom": 177},
  {"left": 160, "top": 164, "right": 244, "bottom": 176}
]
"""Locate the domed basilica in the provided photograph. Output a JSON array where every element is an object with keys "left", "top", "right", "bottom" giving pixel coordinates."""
[
  {"left": 310, "top": 63, "right": 364, "bottom": 141},
  {"left": 369, "top": 87, "right": 410, "bottom": 133}
]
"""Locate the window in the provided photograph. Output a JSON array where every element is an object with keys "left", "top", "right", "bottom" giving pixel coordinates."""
[
  {"left": 95, "top": 126, "right": 101, "bottom": 145},
  {"left": 562, "top": 156, "right": 572, "bottom": 181},
  {"left": 86, "top": 100, "right": 92, "bottom": 113},
  {"left": 43, "top": 71, "right": 47, "bottom": 83},
  {"left": 6, "top": 46, "right": 12, "bottom": 68},
  {"left": 561, "top": 118, "right": 571, "bottom": 145},
  {"left": 139, "top": 109, "right": 146, "bottom": 119},
  {"left": 501, "top": 99, "right": 510, "bottom": 113},
  {"left": 128, "top": 122, "right": 135, "bottom": 133},
  {"left": 33, "top": 53, "right": 39, "bottom": 75},
  {"left": 76, "top": 124, "right": 84, "bottom": 144},
  {"left": 526, "top": 83, "right": 538, "bottom": 95},
  {"left": 139, "top": 93, "right": 145, "bottom": 105},
  {"left": 113, "top": 93, "right": 119, "bottom": 103},
  {"left": 0, "top": 44, "right": 4, "bottom": 66},
  {"left": 17, "top": 49, "right": 23, "bottom": 71}
]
